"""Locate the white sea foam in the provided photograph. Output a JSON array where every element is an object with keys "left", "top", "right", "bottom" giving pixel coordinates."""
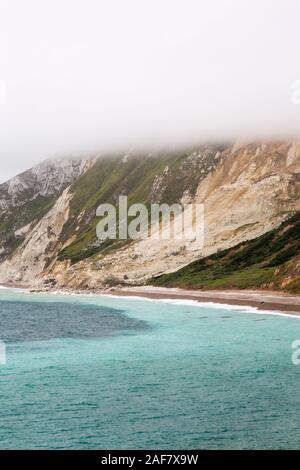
[{"left": 100, "top": 293, "right": 300, "bottom": 319}]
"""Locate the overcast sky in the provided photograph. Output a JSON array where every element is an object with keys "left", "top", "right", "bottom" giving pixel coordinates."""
[{"left": 0, "top": 0, "right": 300, "bottom": 183}]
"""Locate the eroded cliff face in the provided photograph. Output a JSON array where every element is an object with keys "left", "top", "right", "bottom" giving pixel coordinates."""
[
  {"left": 0, "top": 156, "right": 88, "bottom": 264},
  {"left": 0, "top": 156, "right": 85, "bottom": 212},
  {"left": 0, "top": 188, "right": 72, "bottom": 282},
  {"left": 276, "top": 253, "right": 300, "bottom": 292},
  {"left": 0, "top": 141, "right": 300, "bottom": 291},
  {"left": 197, "top": 141, "right": 300, "bottom": 254}
]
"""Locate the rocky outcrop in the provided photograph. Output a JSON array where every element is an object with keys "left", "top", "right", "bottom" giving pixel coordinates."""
[{"left": 0, "top": 156, "right": 85, "bottom": 211}]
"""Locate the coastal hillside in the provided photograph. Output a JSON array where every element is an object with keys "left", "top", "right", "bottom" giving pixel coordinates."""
[
  {"left": 0, "top": 141, "right": 299, "bottom": 291},
  {"left": 0, "top": 156, "right": 87, "bottom": 264},
  {"left": 152, "top": 213, "right": 300, "bottom": 293}
]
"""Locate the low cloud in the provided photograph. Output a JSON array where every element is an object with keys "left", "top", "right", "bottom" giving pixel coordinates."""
[{"left": 0, "top": 0, "right": 300, "bottom": 182}]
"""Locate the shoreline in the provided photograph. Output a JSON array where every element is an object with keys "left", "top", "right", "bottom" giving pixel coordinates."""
[
  {"left": 110, "top": 286, "right": 300, "bottom": 316},
  {"left": 1, "top": 282, "right": 300, "bottom": 316}
]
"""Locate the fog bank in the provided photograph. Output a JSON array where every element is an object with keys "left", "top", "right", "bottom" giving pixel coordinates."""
[{"left": 0, "top": 0, "right": 300, "bottom": 182}]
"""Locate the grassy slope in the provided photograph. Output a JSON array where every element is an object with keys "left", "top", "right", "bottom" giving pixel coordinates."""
[
  {"left": 58, "top": 149, "right": 220, "bottom": 264},
  {"left": 152, "top": 213, "right": 300, "bottom": 293},
  {"left": 58, "top": 154, "right": 173, "bottom": 263}
]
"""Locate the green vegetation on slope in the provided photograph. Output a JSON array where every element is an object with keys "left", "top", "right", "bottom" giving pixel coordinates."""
[
  {"left": 152, "top": 212, "right": 300, "bottom": 293},
  {"left": 58, "top": 148, "right": 221, "bottom": 264},
  {"left": 58, "top": 154, "right": 171, "bottom": 263}
]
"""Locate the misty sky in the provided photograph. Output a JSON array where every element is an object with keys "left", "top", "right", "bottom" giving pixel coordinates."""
[{"left": 0, "top": 0, "right": 300, "bottom": 183}]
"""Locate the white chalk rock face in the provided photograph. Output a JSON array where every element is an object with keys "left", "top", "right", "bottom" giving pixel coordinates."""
[{"left": 0, "top": 156, "right": 89, "bottom": 267}]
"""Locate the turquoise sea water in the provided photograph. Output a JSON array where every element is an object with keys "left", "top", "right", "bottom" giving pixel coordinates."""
[{"left": 0, "top": 287, "right": 300, "bottom": 449}]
